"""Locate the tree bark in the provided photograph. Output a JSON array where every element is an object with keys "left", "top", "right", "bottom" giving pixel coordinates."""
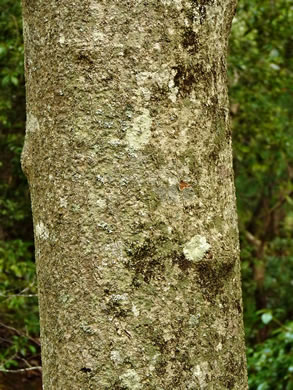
[{"left": 21, "top": 0, "right": 248, "bottom": 388}]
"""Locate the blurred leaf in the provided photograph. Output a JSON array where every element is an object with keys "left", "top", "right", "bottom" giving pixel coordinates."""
[{"left": 261, "top": 312, "right": 273, "bottom": 325}]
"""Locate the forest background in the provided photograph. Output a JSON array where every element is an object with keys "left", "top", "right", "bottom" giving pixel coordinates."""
[{"left": 0, "top": 0, "right": 292, "bottom": 389}]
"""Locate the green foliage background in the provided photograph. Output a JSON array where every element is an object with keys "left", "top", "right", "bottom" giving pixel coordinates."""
[
  {"left": 230, "top": 1, "right": 293, "bottom": 388},
  {"left": 0, "top": 0, "right": 292, "bottom": 388}
]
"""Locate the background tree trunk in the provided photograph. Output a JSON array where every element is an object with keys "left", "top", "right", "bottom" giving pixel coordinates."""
[{"left": 21, "top": 0, "right": 248, "bottom": 388}]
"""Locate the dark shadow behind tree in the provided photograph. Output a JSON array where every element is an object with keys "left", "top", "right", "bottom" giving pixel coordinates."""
[{"left": 0, "top": 0, "right": 41, "bottom": 383}]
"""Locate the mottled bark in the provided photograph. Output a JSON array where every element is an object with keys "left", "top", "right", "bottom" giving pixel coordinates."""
[{"left": 21, "top": 0, "right": 248, "bottom": 389}]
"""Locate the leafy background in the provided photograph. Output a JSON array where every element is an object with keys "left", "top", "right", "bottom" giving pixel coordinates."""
[{"left": 0, "top": 0, "right": 292, "bottom": 388}]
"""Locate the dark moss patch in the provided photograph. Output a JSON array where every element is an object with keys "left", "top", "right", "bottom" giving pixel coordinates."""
[
  {"left": 220, "top": 375, "right": 236, "bottom": 390},
  {"left": 195, "top": 256, "right": 236, "bottom": 302},
  {"left": 172, "top": 62, "right": 214, "bottom": 97},
  {"left": 235, "top": 299, "right": 242, "bottom": 313},
  {"left": 181, "top": 28, "right": 199, "bottom": 54},
  {"left": 207, "top": 113, "right": 228, "bottom": 161},
  {"left": 125, "top": 236, "right": 166, "bottom": 283},
  {"left": 125, "top": 222, "right": 186, "bottom": 283},
  {"left": 100, "top": 287, "right": 132, "bottom": 319},
  {"left": 125, "top": 232, "right": 186, "bottom": 283},
  {"left": 174, "top": 350, "right": 193, "bottom": 371},
  {"left": 173, "top": 65, "right": 197, "bottom": 96},
  {"left": 151, "top": 82, "right": 170, "bottom": 101},
  {"left": 75, "top": 50, "right": 94, "bottom": 67},
  {"left": 172, "top": 252, "right": 193, "bottom": 272},
  {"left": 218, "top": 352, "right": 246, "bottom": 389},
  {"left": 105, "top": 298, "right": 130, "bottom": 319},
  {"left": 143, "top": 144, "right": 167, "bottom": 170},
  {"left": 210, "top": 94, "right": 219, "bottom": 108},
  {"left": 80, "top": 367, "right": 92, "bottom": 373},
  {"left": 143, "top": 322, "right": 193, "bottom": 380}
]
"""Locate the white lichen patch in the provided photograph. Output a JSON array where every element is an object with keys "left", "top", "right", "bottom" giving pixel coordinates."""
[
  {"left": 153, "top": 42, "right": 161, "bottom": 51},
  {"left": 188, "top": 314, "right": 200, "bottom": 327},
  {"left": 96, "top": 198, "right": 106, "bottom": 209},
  {"left": 161, "top": 0, "right": 182, "bottom": 10},
  {"left": 59, "top": 34, "right": 65, "bottom": 44},
  {"left": 97, "top": 222, "right": 113, "bottom": 233},
  {"left": 136, "top": 68, "right": 178, "bottom": 103},
  {"left": 80, "top": 323, "right": 97, "bottom": 335},
  {"left": 168, "top": 74, "right": 179, "bottom": 103},
  {"left": 60, "top": 197, "right": 67, "bottom": 208},
  {"left": 89, "top": 0, "right": 104, "bottom": 12},
  {"left": 192, "top": 362, "right": 211, "bottom": 389},
  {"left": 215, "top": 342, "right": 222, "bottom": 351},
  {"left": 26, "top": 113, "right": 40, "bottom": 133},
  {"left": 136, "top": 71, "right": 153, "bottom": 86},
  {"left": 183, "top": 235, "right": 210, "bottom": 262},
  {"left": 93, "top": 30, "right": 105, "bottom": 42},
  {"left": 111, "top": 293, "right": 129, "bottom": 302},
  {"left": 139, "top": 87, "right": 151, "bottom": 101},
  {"left": 110, "top": 350, "right": 123, "bottom": 365},
  {"left": 119, "top": 369, "right": 142, "bottom": 390},
  {"left": 132, "top": 303, "right": 140, "bottom": 317},
  {"left": 88, "top": 192, "right": 106, "bottom": 210},
  {"left": 126, "top": 108, "right": 152, "bottom": 150},
  {"left": 35, "top": 221, "right": 49, "bottom": 240}
]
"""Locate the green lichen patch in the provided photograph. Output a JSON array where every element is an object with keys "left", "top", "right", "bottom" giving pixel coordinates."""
[{"left": 119, "top": 369, "right": 142, "bottom": 390}]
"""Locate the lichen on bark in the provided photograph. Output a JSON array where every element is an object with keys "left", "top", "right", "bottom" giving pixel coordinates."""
[{"left": 21, "top": 0, "right": 247, "bottom": 388}]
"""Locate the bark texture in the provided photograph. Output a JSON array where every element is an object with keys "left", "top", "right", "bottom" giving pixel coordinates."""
[{"left": 21, "top": 0, "right": 248, "bottom": 388}]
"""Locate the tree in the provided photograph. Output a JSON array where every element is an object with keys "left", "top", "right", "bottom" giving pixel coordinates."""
[{"left": 21, "top": 0, "right": 248, "bottom": 388}]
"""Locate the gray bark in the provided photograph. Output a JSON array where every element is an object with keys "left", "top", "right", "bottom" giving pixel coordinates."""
[{"left": 21, "top": 0, "right": 248, "bottom": 388}]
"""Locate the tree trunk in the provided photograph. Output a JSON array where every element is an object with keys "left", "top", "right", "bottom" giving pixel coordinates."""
[{"left": 21, "top": 0, "right": 248, "bottom": 388}]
